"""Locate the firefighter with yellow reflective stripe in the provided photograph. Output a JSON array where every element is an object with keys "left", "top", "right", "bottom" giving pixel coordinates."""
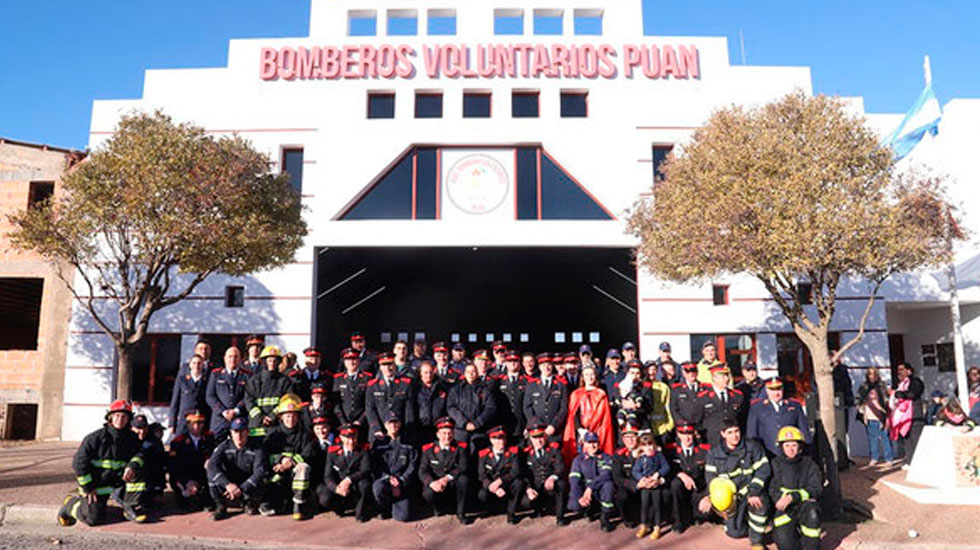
[
  {"left": 261, "top": 393, "right": 318, "bottom": 519},
  {"left": 769, "top": 426, "right": 823, "bottom": 550},
  {"left": 703, "top": 417, "right": 771, "bottom": 550},
  {"left": 57, "top": 400, "right": 147, "bottom": 526},
  {"left": 244, "top": 346, "right": 295, "bottom": 440}
]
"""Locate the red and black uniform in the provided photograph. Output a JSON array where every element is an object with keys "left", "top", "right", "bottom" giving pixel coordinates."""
[
  {"left": 494, "top": 372, "right": 528, "bottom": 439},
  {"left": 669, "top": 380, "right": 703, "bottom": 427},
  {"left": 332, "top": 370, "right": 370, "bottom": 431},
  {"left": 664, "top": 441, "right": 710, "bottom": 533},
  {"left": 477, "top": 445, "right": 524, "bottom": 522},
  {"left": 693, "top": 387, "right": 746, "bottom": 448},
  {"left": 168, "top": 430, "right": 218, "bottom": 509},
  {"left": 419, "top": 441, "right": 470, "bottom": 520},
  {"left": 522, "top": 375, "right": 569, "bottom": 442},
  {"left": 611, "top": 446, "right": 640, "bottom": 527},
  {"left": 365, "top": 375, "right": 415, "bottom": 439},
  {"left": 414, "top": 380, "right": 449, "bottom": 445},
  {"left": 520, "top": 441, "right": 567, "bottom": 523},
  {"left": 317, "top": 442, "right": 372, "bottom": 521}
]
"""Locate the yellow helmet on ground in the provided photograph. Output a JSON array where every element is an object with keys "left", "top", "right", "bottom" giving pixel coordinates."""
[
  {"left": 709, "top": 477, "right": 737, "bottom": 514},
  {"left": 260, "top": 345, "right": 282, "bottom": 360},
  {"left": 777, "top": 425, "right": 805, "bottom": 445},
  {"left": 275, "top": 393, "right": 305, "bottom": 414}
]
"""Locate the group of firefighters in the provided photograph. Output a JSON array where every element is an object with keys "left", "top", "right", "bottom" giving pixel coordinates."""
[{"left": 59, "top": 333, "right": 825, "bottom": 550}]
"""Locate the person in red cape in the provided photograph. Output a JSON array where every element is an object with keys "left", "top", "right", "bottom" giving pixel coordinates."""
[{"left": 563, "top": 365, "right": 615, "bottom": 465}]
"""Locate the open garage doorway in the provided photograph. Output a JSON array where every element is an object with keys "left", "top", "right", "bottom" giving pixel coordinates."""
[{"left": 314, "top": 247, "right": 638, "bottom": 365}]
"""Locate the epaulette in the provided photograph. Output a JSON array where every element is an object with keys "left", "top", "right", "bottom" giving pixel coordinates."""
[
  {"left": 457, "top": 441, "right": 468, "bottom": 449},
  {"left": 328, "top": 445, "right": 342, "bottom": 454},
  {"left": 548, "top": 442, "right": 560, "bottom": 450},
  {"left": 751, "top": 397, "right": 767, "bottom": 406},
  {"left": 172, "top": 434, "right": 187, "bottom": 444},
  {"left": 507, "top": 446, "right": 519, "bottom": 454},
  {"left": 671, "top": 382, "right": 684, "bottom": 389},
  {"left": 663, "top": 442, "right": 678, "bottom": 451},
  {"left": 359, "top": 442, "right": 371, "bottom": 451},
  {"left": 731, "top": 388, "right": 744, "bottom": 396},
  {"left": 698, "top": 443, "right": 711, "bottom": 451},
  {"left": 478, "top": 448, "right": 492, "bottom": 457},
  {"left": 211, "top": 367, "right": 222, "bottom": 374},
  {"left": 788, "top": 398, "right": 805, "bottom": 406},
  {"left": 526, "top": 377, "right": 541, "bottom": 383},
  {"left": 554, "top": 376, "right": 568, "bottom": 385},
  {"left": 367, "top": 378, "right": 381, "bottom": 386},
  {"left": 697, "top": 390, "right": 712, "bottom": 397},
  {"left": 422, "top": 443, "right": 434, "bottom": 451},
  {"left": 615, "top": 447, "right": 630, "bottom": 456},
  {"left": 641, "top": 381, "right": 652, "bottom": 388}
]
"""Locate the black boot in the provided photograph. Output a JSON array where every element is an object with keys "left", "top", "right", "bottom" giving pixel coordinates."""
[
  {"left": 211, "top": 505, "right": 230, "bottom": 521},
  {"left": 57, "top": 494, "right": 78, "bottom": 527},
  {"left": 600, "top": 512, "right": 615, "bottom": 532}
]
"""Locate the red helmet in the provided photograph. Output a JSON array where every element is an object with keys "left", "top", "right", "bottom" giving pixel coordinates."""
[{"left": 105, "top": 399, "right": 133, "bottom": 420}]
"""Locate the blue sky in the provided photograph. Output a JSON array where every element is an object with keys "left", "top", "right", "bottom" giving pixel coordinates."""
[{"left": 1, "top": 1, "right": 977, "bottom": 149}]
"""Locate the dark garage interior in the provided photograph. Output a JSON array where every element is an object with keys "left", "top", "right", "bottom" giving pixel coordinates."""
[{"left": 314, "top": 247, "right": 638, "bottom": 364}]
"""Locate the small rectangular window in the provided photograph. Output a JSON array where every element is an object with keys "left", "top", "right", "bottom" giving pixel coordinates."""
[
  {"left": 451, "top": 333, "right": 460, "bottom": 342},
  {"left": 368, "top": 92, "right": 395, "bottom": 119},
  {"left": 652, "top": 145, "right": 673, "bottom": 182},
  {"left": 224, "top": 286, "right": 244, "bottom": 308},
  {"left": 554, "top": 332, "right": 566, "bottom": 344},
  {"left": 573, "top": 9, "right": 603, "bottom": 35},
  {"left": 387, "top": 9, "right": 418, "bottom": 36},
  {"left": 494, "top": 9, "right": 524, "bottom": 35},
  {"left": 512, "top": 91, "right": 539, "bottom": 118},
  {"left": 281, "top": 148, "right": 304, "bottom": 193},
  {"left": 560, "top": 91, "right": 588, "bottom": 117},
  {"left": 381, "top": 332, "right": 392, "bottom": 344},
  {"left": 397, "top": 332, "right": 409, "bottom": 342},
  {"left": 589, "top": 332, "right": 601, "bottom": 343},
  {"left": 414, "top": 332, "right": 426, "bottom": 342},
  {"left": 468, "top": 333, "right": 478, "bottom": 343},
  {"left": 572, "top": 332, "right": 583, "bottom": 343},
  {"left": 533, "top": 9, "right": 563, "bottom": 35},
  {"left": 520, "top": 333, "right": 529, "bottom": 343},
  {"left": 713, "top": 284, "right": 729, "bottom": 306},
  {"left": 503, "top": 333, "right": 512, "bottom": 343},
  {"left": 415, "top": 92, "right": 443, "bottom": 118},
  {"left": 485, "top": 333, "right": 495, "bottom": 342},
  {"left": 796, "top": 282, "right": 814, "bottom": 305},
  {"left": 28, "top": 181, "right": 55, "bottom": 209},
  {"left": 427, "top": 9, "right": 456, "bottom": 35},
  {"left": 348, "top": 9, "right": 377, "bottom": 36},
  {"left": 463, "top": 91, "right": 491, "bottom": 118},
  {"left": 0, "top": 277, "right": 43, "bottom": 350}
]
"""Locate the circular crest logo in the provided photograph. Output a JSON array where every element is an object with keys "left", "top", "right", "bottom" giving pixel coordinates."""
[{"left": 446, "top": 154, "right": 509, "bottom": 215}]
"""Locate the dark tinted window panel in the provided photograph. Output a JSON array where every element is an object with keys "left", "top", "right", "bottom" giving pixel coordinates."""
[
  {"left": 282, "top": 148, "right": 304, "bottom": 193},
  {"left": 342, "top": 151, "right": 414, "bottom": 219},
  {"left": 28, "top": 181, "right": 55, "bottom": 209},
  {"left": 512, "top": 92, "right": 539, "bottom": 118},
  {"left": 0, "top": 277, "right": 43, "bottom": 350},
  {"left": 539, "top": 153, "right": 611, "bottom": 220},
  {"left": 132, "top": 334, "right": 182, "bottom": 404},
  {"left": 416, "top": 148, "right": 438, "bottom": 219},
  {"left": 712, "top": 285, "right": 729, "bottom": 306},
  {"left": 560, "top": 92, "right": 588, "bottom": 117},
  {"left": 368, "top": 93, "right": 395, "bottom": 118},
  {"left": 516, "top": 147, "right": 539, "bottom": 219},
  {"left": 415, "top": 94, "right": 443, "bottom": 118},
  {"left": 463, "top": 93, "right": 491, "bottom": 118},
  {"left": 652, "top": 145, "right": 672, "bottom": 181}
]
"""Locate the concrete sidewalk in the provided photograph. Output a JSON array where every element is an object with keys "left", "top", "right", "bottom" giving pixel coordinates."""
[{"left": 0, "top": 442, "right": 975, "bottom": 549}]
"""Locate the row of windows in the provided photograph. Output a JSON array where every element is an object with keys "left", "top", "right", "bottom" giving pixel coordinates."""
[
  {"left": 367, "top": 90, "right": 588, "bottom": 119},
  {"left": 710, "top": 282, "right": 814, "bottom": 306},
  {"left": 348, "top": 8, "right": 603, "bottom": 37}
]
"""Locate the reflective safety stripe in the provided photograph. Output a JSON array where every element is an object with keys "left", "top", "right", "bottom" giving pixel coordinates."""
[
  {"left": 126, "top": 482, "right": 146, "bottom": 493},
  {"left": 76, "top": 474, "right": 93, "bottom": 485},
  {"left": 780, "top": 487, "right": 810, "bottom": 501},
  {"left": 292, "top": 481, "right": 309, "bottom": 490},
  {"left": 90, "top": 459, "right": 126, "bottom": 469},
  {"left": 70, "top": 499, "right": 82, "bottom": 519},
  {"left": 750, "top": 457, "right": 768, "bottom": 472},
  {"left": 80, "top": 486, "right": 114, "bottom": 496},
  {"left": 749, "top": 521, "right": 767, "bottom": 533},
  {"left": 249, "top": 407, "right": 262, "bottom": 418},
  {"left": 750, "top": 477, "right": 765, "bottom": 487},
  {"left": 257, "top": 397, "right": 279, "bottom": 406},
  {"left": 250, "top": 427, "right": 267, "bottom": 437},
  {"left": 748, "top": 511, "right": 768, "bottom": 524},
  {"left": 705, "top": 464, "right": 718, "bottom": 472},
  {"left": 129, "top": 456, "right": 144, "bottom": 467},
  {"left": 569, "top": 472, "right": 582, "bottom": 478},
  {"left": 600, "top": 501, "right": 614, "bottom": 508},
  {"left": 801, "top": 525, "right": 821, "bottom": 538},
  {"left": 271, "top": 474, "right": 282, "bottom": 483},
  {"left": 774, "top": 514, "right": 792, "bottom": 527}
]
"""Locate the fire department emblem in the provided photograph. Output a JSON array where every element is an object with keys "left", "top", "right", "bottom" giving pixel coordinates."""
[{"left": 446, "top": 154, "right": 509, "bottom": 215}]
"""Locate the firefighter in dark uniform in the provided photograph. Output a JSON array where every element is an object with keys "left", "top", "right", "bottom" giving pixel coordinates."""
[
  {"left": 664, "top": 423, "right": 710, "bottom": 534},
  {"left": 670, "top": 362, "right": 703, "bottom": 429},
  {"left": 447, "top": 362, "right": 498, "bottom": 451},
  {"left": 372, "top": 412, "right": 418, "bottom": 521},
  {"left": 523, "top": 355, "right": 569, "bottom": 443},
  {"left": 414, "top": 360, "right": 448, "bottom": 445},
  {"left": 333, "top": 348, "right": 371, "bottom": 441},
  {"left": 168, "top": 409, "right": 218, "bottom": 511},
  {"left": 58, "top": 400, "right": 147, "bottom": 527},
  {"left": 169, "top": 354, "right": 210, "bottom": 436},
  {"left": 366, "top": 352, "right": 415, "bottom": 441},
  {"left": 693, "top": 364, "right": 746, "bottom": 448},
  {"left": 409, "top": 336, "right": 434, "bottom": 371},
  {"left": 735, "top": 363, "right": 766, "bottom": 403},
  {"left": 131, "top": 414, "right": 167, "bottom": 506},
  {"left": 611, "top": 424, "right": 641, "bottom": 528},
  {"left": 476, "top": 426, "right": 524, "bottom": 524},
  {"left": 244, "top": 345, "right": 295, "bottom": 440},
  {"left": 206, "top": 416, "right": 267, "bottom": 520},
  {"left": 703, "top": 417, "right": 771, "bottom": 550},
  {"left": 495, "top": 351, "right": 527, "bottom": 439},
  {"left": 241, "top": 335, "right": 265, "bottom": 373},
  {"left": 432, "top": 341, "right": 461, "bottom": 385},
  {"left": 308, "top": 414, "right": 334, "bottom": 504},
  {"left": 747, "top": 377, "right": 810, "bottom": 457},
  {"left": 491, "top": 341, "right": 508, "bottom": 374},
  {"left": 262, "top": 394, "right": 318, "bottom": 519},
  {"left": 289, "top": 347, "right": 328, "bottom": 402},
  {"left": 769, "top": 426, "right": 823, "bottom": 550},
  {"left": 449, "top": 342, "right": 468, "bottom": 372},
  {"left": 568, "top": 431, "right": 616, "bottom": 532},
  {"left": 419, "top": 417, "right": 472, "bottom": 523},
  {"left": 339, "top": 331, "right": 376, "bottom": 375},
  {"left": 521, "top": 422, "right": 568, "bottom": 525},
  {"left": 317, "top": 424, "right": 372, "bottom": 521},
  {"left": 206, "top": 346, "right": 249, "bottom": 441},
  {"left": 472, "top": 349, "right": 496, "bottom": 381}
]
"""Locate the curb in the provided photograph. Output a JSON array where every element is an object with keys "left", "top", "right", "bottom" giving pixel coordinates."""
[{"left": 0, "top": 503, "right": 58, "bottom": 526}]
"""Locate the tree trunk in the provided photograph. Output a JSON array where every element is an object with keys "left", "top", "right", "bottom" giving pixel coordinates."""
[
  {"left": 810, "top": 348, "right": 838, "bottom": 463},
  {"left": 115, "top": 343, "right": 135, "bottom": 401}
]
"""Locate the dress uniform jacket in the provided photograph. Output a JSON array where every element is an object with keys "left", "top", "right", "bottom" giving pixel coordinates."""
[
  {"left": 244, "top": 369, "right": 294, "bottom": 438},
  {"left": 323, "top": 444, "right": 372, "bottom": 491},
  {"left": 414, "top": 381, "right": 449, "bottom": 443},
  {"left": 332, "top": 371, "right": 370, "bottom": 427},
  {"left": 288, "top": 368, "right": 330, "bottom": 402},
  {"left": 693, "top": 387, "right": 746, "bottom": 447},
  {"left": 611, "top": 447, "right": 640, "bottom": 524},
  {"left": 207, "top": 437, "right": 267, "bottom": 497},
  {"left": 371, "top": 435, "right": 418, "bottom": 521},
  {"left": 494, "top": 373, "right": 527, "bottom": 438},
  {"left": 736, "top": 378, "right": 766, "bottom": 403},
  {"left": 436, "top": 364, "right": 462, "bottom": 386},
  {"left": 524, "top": 441, "right": 566, "bottom": 486},
  {"left": 522, "top": 377, "right": 569, "bottom": 437},
  {"left": 746, "top": 399, "right": 809, "bottom": 456},
  {"left": 669, "top": 381, "right": 703, "bottom": 427},
  {"left": 664, "top": 442, "right": 710, "bottom": 490},
  {"left": 447, "top": 381, "right": 498, "bottom": 444},
  {"left": 664, "top": 441, "right": 711, "bottom": 530},
  {"left": 365, "top": 376, "right": 415, "bottom": 437},
  {"left": 169, "top": 374, "right": 209, "bottom": 435},
  {"left": 477, "top": 446, "right": 521, "bottom": 490},
  {"left": 168, "top": 431, "right": 218, "bottom": 489},
  {"left": 419, "top": 441, "right": 469, "bottom": 484},
  {"left": 206, "top": 367, "right": 249, "bottom": 437}
]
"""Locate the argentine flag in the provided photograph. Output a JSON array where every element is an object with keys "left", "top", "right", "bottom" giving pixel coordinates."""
[{"left": 881, "top": 58, "right": 942, "bottom": 161}]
